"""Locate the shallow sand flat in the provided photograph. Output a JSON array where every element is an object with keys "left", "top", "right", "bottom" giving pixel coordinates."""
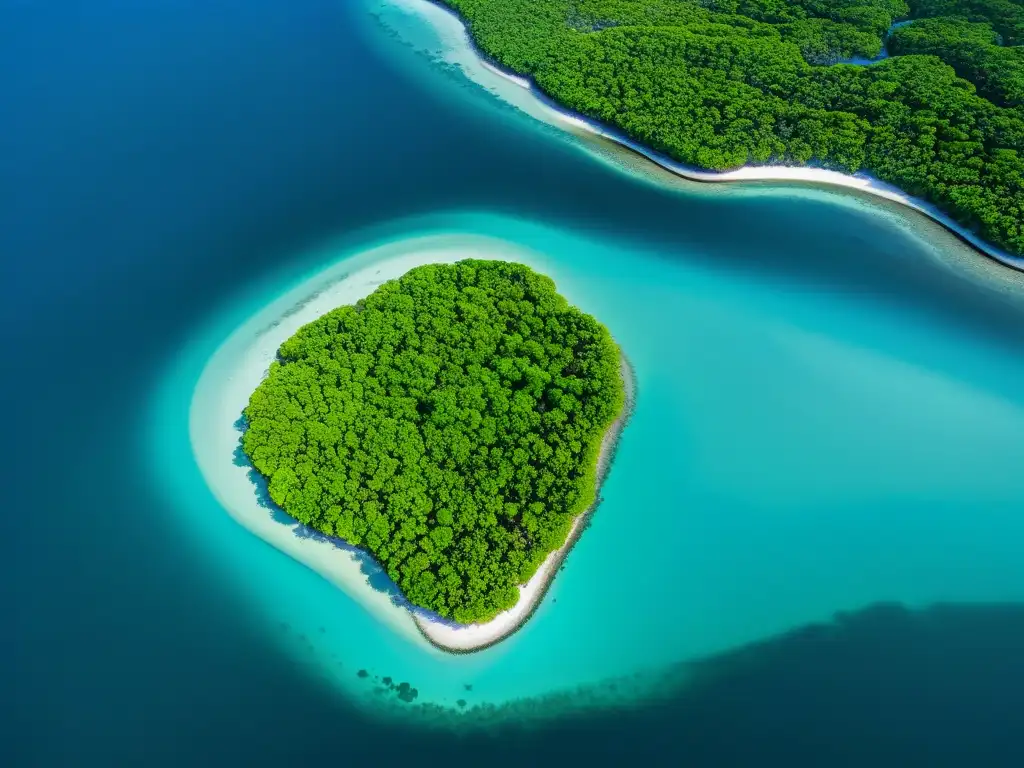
[
  {"left": 190, "top": 232, "right": 625, "bottom": 652},
  {"left": 389, "top": 0, "right": 1023, "bottom": 272}
]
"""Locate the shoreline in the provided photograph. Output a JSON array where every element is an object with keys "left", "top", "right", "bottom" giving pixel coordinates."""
[
  {"left": 409, "top": 0, "right": 1024, "bottom": 273},
  {"left": 411, "top": 352, "right": 636, "bottom": 652},
  {"left": 189, "top": 233, "right": 632, "bottom": 654}
]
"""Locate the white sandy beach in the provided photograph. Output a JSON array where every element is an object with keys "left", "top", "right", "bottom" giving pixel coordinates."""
[
  {"left": 189, "top": 232, "right": 628, "bottom": 653},
  {"left": 392, "top": 0, "right": 1024, "bottom": 272}
]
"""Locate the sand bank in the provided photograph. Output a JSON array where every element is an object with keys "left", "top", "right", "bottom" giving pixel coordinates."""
[
  {"left": 189, "top": 232, "right": 630, "bottom": 653},
  {"left": 398, "top": 0, "right": 1024, "bottom": 272}
]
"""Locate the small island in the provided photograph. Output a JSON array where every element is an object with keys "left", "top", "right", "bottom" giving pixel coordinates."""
[{"left": 241, "top": 260, "right": 628, "bottom": 634}]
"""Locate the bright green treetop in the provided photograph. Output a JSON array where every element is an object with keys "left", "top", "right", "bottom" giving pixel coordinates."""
[
  {"left": 441, "top": 0, "right": 1024, "bottom": 256},
  {"left": 242, "top": 260, "right": 625, "bottom": 624}
]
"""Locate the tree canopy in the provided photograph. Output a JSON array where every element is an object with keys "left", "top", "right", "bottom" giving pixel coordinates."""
[
  {"left": 242, "top": 260, "right": 625, "bottom": 624},
  {"left": 441, "top": 0, "right": 1024, "bottom": 256}
]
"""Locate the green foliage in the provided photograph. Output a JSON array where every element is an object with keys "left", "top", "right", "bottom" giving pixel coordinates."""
[
  {"left": 440, "top": 0, "right": 1024, "bottom": 256},
  {"left": 890, "top": 17, "right": 1024, "bottom": 107},
  {"left": 242, "top": 260, "right": 624, "bottom": 624},
  {"left": 781, "top": 18, "right": 885, "bottom": 63},
  {"left": 908, "top": 0, "right": 1024, "bottom": 45}
]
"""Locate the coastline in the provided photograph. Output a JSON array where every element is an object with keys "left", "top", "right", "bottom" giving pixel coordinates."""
[
  {"left": 411, "top": 352, "right": 636, "bottom": 652},
  {"left": 189, "top": 233, "right": 632, "bottom": 654},
  {"left": 405, "top": 0, "right": 1024, "bottom": 273}
]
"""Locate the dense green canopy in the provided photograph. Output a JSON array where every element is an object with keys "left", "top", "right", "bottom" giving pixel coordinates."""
[
  {"left": 441, "top": 0, "right": 1024, "bottom": 256},
  {"left": 242, "top": 260, "right": 625, "bottom": 624}
]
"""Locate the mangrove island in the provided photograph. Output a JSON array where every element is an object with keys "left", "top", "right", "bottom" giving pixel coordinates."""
[{"left": 242, "top": 260, "right": 626, "bottom": 626}]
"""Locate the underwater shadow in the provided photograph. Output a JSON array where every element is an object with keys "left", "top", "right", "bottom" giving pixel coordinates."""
[
  {"left": 224, "top": 435, "right": 1024, "bottom": 765},
  {"left": 461, "top": 600, "right": 1024, "bottom": 766}
]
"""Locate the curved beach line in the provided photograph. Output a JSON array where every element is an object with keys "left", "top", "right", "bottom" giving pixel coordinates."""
[
  {"left": 189, "top": 232, "right": 632, "bottom": 654},
  {"left": 402, "top": 0, "right": 1024, "bottom": 272},
  {"left": 411, "top": 354, "right": 636, "bottom": 652}
]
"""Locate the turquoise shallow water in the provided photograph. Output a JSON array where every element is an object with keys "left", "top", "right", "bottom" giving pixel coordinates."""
[
  {"left": 9, "top": 0, "right": 1024, "bottom": 759},
  {"left": 144, "top": 0, "right": 1024, "bottom": 722},
  {"left": 153, "top": 208, "right": 1024, "bottom": 718}
]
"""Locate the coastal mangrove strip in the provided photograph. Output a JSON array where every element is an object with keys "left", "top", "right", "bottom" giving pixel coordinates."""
[{"left": 440, "top": 0, "right": 1024, "bottom": 256}]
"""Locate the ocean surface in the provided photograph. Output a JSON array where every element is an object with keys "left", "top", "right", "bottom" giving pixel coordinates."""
[{"left": 4, "top": 1, "right": 1024, "bottom": 764}]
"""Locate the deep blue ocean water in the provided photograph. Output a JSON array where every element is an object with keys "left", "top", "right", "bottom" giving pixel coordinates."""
[{"left": 5, "top": 1, "right": 1024, "bottom": 764}]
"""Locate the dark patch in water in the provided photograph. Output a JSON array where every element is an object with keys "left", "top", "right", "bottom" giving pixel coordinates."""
[
  {"left": 395, "top": 682, "right": 419, "bottom": 703},
  {"left": 424, "top": 601, "right": 1024, "bottom": 766},
  {"left": 318, "top": 603, "right": 1024, "bottom": 767}
]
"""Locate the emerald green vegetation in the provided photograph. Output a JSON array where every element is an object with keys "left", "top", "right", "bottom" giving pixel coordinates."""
[
  {"left": 242, "top": 261, "right": 625, "bottom": 624},
  {"left": 440, "top": 0, "right": 1024, "bottom": 256}
]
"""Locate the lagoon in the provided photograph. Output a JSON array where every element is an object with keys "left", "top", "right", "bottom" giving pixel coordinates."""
[
  {"left": 6, "top": 0, "right": 1024, "bottom": 761},
  {"left": 168, "top": 203, "right": 1024, "bottom": 719}
]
